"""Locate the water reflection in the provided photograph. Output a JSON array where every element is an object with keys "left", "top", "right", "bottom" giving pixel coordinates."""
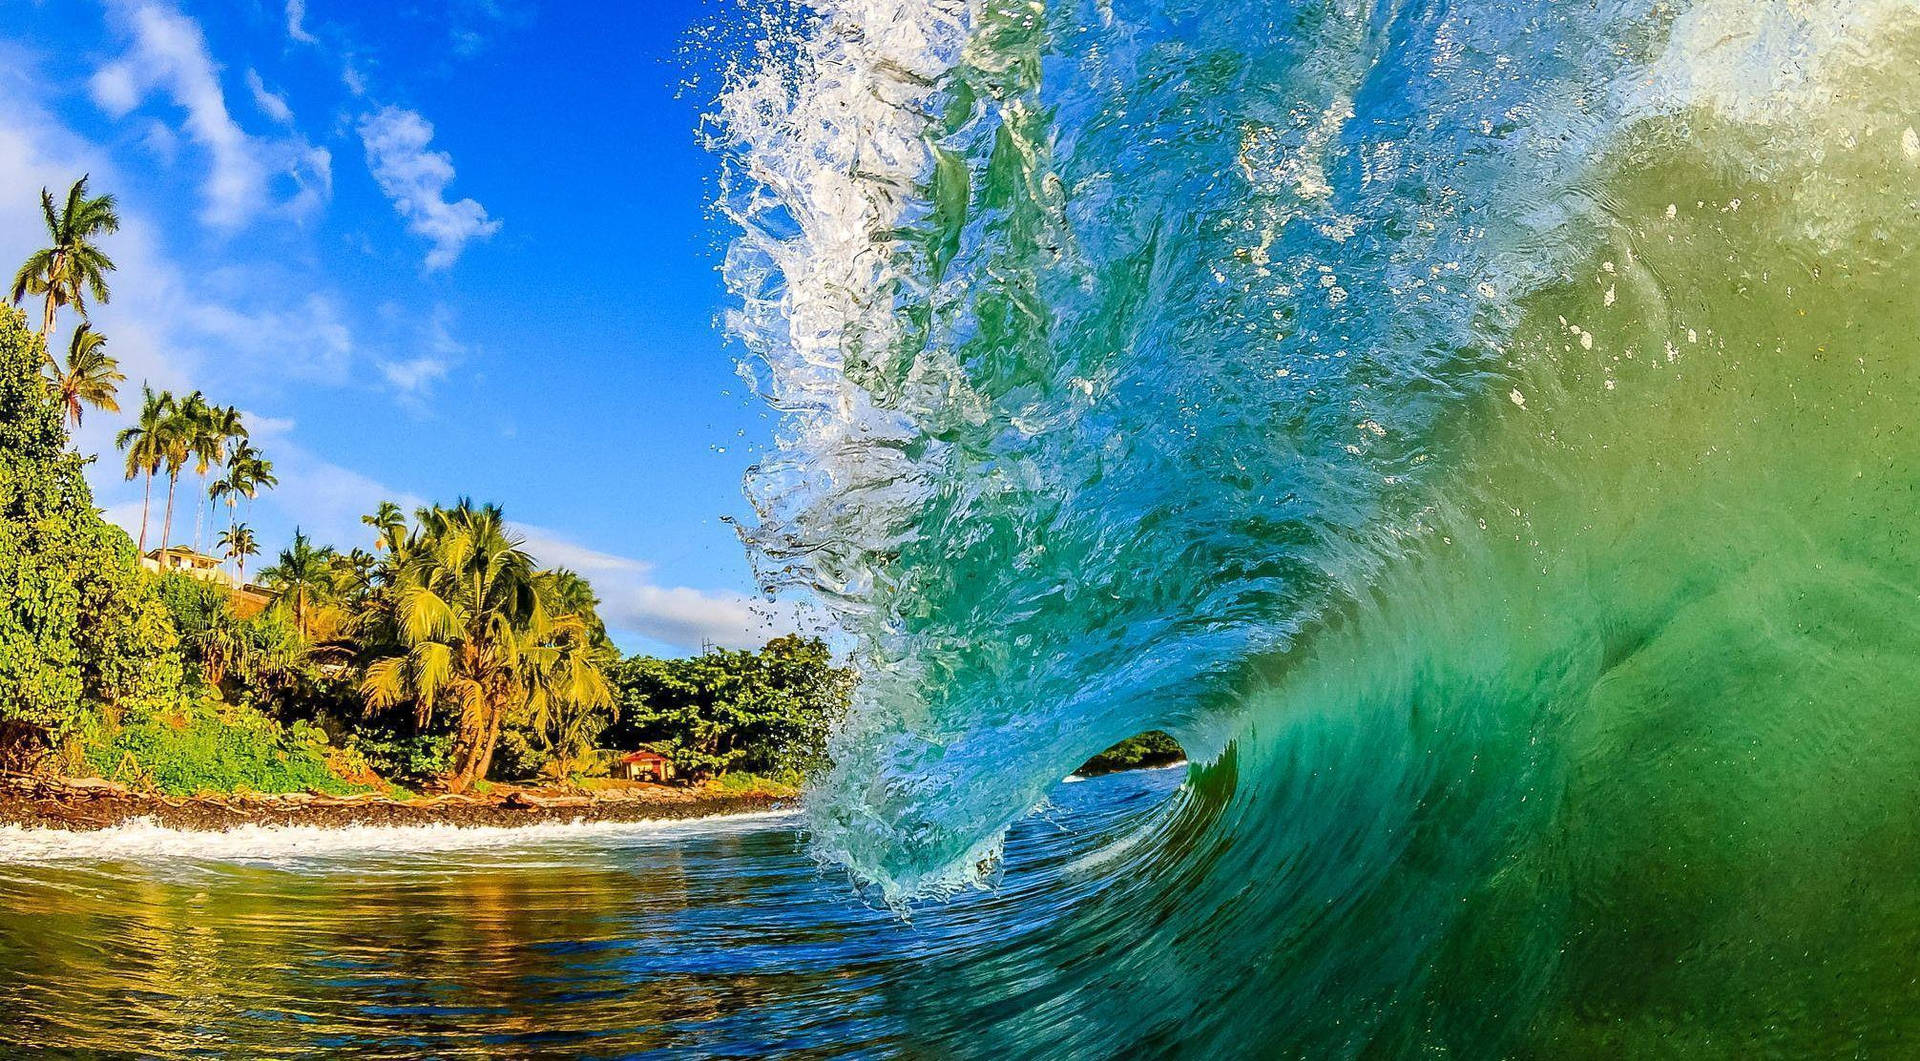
[{"left": 0, "top": 769, "right": 1183, "bottom": 1057}]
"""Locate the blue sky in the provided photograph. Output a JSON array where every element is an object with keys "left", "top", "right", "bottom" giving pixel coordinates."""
[{"left": 0, "top": 0, "right": 803, "bottom": 655}]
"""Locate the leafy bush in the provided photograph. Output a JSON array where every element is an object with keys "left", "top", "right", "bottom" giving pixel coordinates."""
[
  {"left": 706, "top": 770, "right": 803, "bottom": 797},
  {"left": 490, "top": 726, "right": 550, "bottom": 782},
  {"left": 344, "top": 716, "right": 456, "bottom": 783},
  {"left": 604, "top": 635, "right": 853, "bottom": 780},
  {"left": 155, "top": 573, "right": 321, "bottom": 704},
  {"left": 85, "top": 703, "right": 359, "bottom": 795},
  {"left": 154, "top": 572, "right": 232, "bottom": 692},
  {"left": 0, "top": 306, "right": 182, "bottom": 748}
]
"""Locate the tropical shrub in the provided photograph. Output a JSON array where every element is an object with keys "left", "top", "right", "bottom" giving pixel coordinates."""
[
  {"left": 84, "top": 703, "right": 358, "bottom": 795},
  {"left": 343, "top": 712, "right": 458, "bottom": 783},
  {"left": 0, "top": 306, "right": 181, "bottom": 751},
  {"left": 154, "top": 571, "right": 235, "bottom": 690}
]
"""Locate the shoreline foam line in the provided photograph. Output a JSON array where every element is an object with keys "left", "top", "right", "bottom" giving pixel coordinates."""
[{"left": 0, "top": 810, "right": 804, "bottom": 864}]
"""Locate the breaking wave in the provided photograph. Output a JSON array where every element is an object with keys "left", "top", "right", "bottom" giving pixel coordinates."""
[{"left": 715, "top": 0, "right": 1920, "bottom": 1053}]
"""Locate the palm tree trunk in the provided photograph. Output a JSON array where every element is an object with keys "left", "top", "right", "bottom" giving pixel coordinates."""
[
  {"left": 475, "top": 700, "right": 506, "bottom": 786},
  {"left": 192, "top": 474, "right": 206, "bottom": 555},
  {"left": 137, "top": 472, "right": 152, "bottom": 556},
  {"left": 159, "top": 473, "right": 178, "bottom": 570},
  {"left": 41, "top": 291, "right": 55, "bottom": 344},
  {"left": 449, "top": 681, "right": 509, "bottom": 793},
  {"left": 455, "top": 702, "right": 507, "bottom": 793},
  {"left": 449, "top": 716, "right": 483, "bottom": 793}
]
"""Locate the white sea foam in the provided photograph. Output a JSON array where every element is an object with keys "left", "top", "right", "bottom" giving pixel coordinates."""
[
  {"left": 1640, "top": 0, "right": 1920, "bottom": 251},
  {"left": 1645, "top": 0, "right": 1920, "bottom": 122},
  {"left": 715, "top": 0, "right": 971, "bottom": 620},
  {"left": 1063, "top": 760, "right": 1190, "bottom": 783},
  {"left": 0, "top": 811, "right": 799, "bottom": 865}
]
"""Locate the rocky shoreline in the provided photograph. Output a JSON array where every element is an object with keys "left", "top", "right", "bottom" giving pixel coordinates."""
[{"left": 0, "top": 776, "right": 792, "bottom": 832}]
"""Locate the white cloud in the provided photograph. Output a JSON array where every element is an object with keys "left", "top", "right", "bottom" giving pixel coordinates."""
[
  {"left": 185, "top": 292, "right": 356, "bottom": 383},
  {"left": 357, "top": 106, "right": 500, "bottom": 269},
  {"left": 515, "top": 527, "right": 806, "bottom": 651},
  {"left": 379, "top": 356, "right": 450, "bottom": 393},
  {"left": 285, "top": 0, "right": 318, "bottom": 45},
  {"left": 136, "top": 118, "right": 179, "bottom": 164},
  {"left": 444, "top": 0, "right": 537, "bottom": 58},
  {"left": 373, "top": 302, "right": 464, "bottom": 399},
  {"left": 244, "top": 69, "right": 293, "bottom": 126},
  {"left": 91, "top": 0, "right": 329, "bottom": 228},
  {"left": 92, "top": 1, "right": 261, "bottom": 226},
  {"left": 287, "top": 142, "right": 333, "bottom": 217}
]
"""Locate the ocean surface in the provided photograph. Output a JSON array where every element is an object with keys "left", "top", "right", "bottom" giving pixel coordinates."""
[
  {"left": 0, "top": 768, "right": 1184, "bottom": 1057},
  {"left": 708, "top": 0, "right": 1920, "bottom": 1055}
]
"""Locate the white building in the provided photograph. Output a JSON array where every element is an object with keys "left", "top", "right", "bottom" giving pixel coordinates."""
[{"left": 140, "top": 547, "right": 237, "bottom": 586}]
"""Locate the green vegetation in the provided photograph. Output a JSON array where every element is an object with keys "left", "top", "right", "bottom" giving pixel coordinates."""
[
  {"left": 217, "top": 511, "right": 851, "bottom": 793},
  {"left": 83, "top": 706, "right": 356, "bottom": 797},
  {"left": 356, "top": 501, "right": 616, "bottom": 791},
  {"left": 1076, "top": 731, "right": 1185, "bottom": 776},
  {"left": 606, "top": 636, "right": 851, "bottom": 781},
  {"left": 49, "top": 324, "right": 121, "bottom": 429},
  {"left": 0, "top": 306, "right": 179, "bottom": 747},
  {"left": 0, "top": 175, "right": 852, "bottom": 799}
]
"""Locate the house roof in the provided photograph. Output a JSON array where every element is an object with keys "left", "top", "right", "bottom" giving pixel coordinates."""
[
  {"left": 146, "top": 547, "right": 221, "bottom": 564},
  {"left": 619, "top": 750, "right": 670, "bottom": 763}
]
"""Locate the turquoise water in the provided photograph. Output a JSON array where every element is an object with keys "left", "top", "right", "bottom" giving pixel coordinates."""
[{"left": 713, "top": 0, "right": 1920, "bottom": 1054}]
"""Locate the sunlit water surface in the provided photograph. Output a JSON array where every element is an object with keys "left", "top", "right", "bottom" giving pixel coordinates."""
[{"left": 0, "top": 769, "right": 1180, "bottom": 1058}]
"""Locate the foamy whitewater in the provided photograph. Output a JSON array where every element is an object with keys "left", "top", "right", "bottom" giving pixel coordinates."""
[
  {"left": 710, "top": 0, "right": 1920, "bottom": 1052},
  {"left": 0, "top": 813, "right": 798, "bottom": 866}
]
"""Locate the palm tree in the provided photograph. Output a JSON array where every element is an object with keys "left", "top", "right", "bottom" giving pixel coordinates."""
[
  {"left": 236, "top": 447, "right": 276, "bottom": 524},
  {"left": 48, "top": 323, "right": 122, "bottom": 430},
  {"left": 328, "top": 547, "right": 378, "bottom": 606},
  {"left": 115, "top": 386, "right": 170, "bottom": 555},
  {"left": 246, "top": 452, "right": 278, "bottom": 498},
  {"left": 217, "top": 524, "right": 259, "bottom": 581},
  {"left": 11, "top": 176, "right": 119, "bottom": 342},
  {"left": 523, "top": 582, "right": 615, "bottom": 778},
  {"left": 259, "top": 529, "right": 336, "bottom": 640},
  {"left": 191, "top": 403, "right": 244, "bottom": 555},
  {"left": 209, "top": 441, "right": 272, "bottom": 556},
  {"left": 208, "top": 470, "right": 241, "bottom": 559},
  {"left": 154, "top": 391, "right": 199, "bottom": 569},
  {"left": 361, "top": 501, "right": 545, "bottom": 792},
  {"left": 363, "top": 500, "right": 407, "bottom": 551},
  {"left": 541, "top": 568, "right": 609, "bottom": 644}
]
